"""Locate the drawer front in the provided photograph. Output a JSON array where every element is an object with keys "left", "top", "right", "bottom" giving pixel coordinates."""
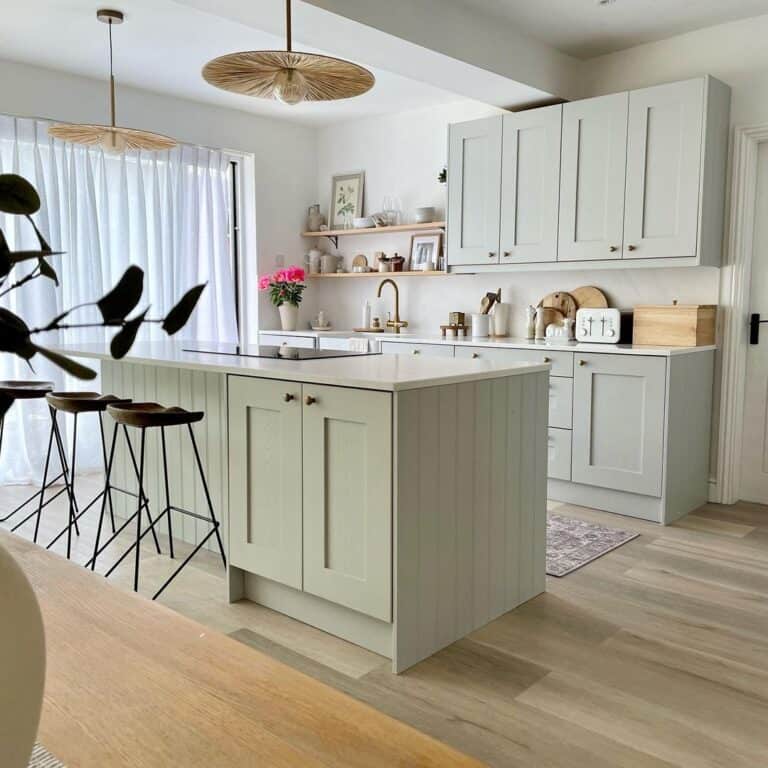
[
  {"left": 380, "top": 341, "right": 455, "bottom": 358},
  {"left": 318, "top": 337, "right": 367, "bottom": 351},
  {"left": 455, "top": 345, "right": 574, "bottom": 377},
  {"left": 548, "top": 427, "right": 572, "bottom": 481},
  {"left": 259, "top": 333, "right": 316, "bottom": 349},
  {"left": 548, "top": 377, "right": 573, "bottom": 429}
]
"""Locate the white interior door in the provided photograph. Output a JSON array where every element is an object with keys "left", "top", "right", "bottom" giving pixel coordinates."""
[
  {"left": 741, "top": 143, "right": 768, "bottom": 503},
  {"left": 558, "top": 93, "right": 628, "bottom": 262}
]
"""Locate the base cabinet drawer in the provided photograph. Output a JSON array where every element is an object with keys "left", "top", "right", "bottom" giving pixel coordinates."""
[
  {"left": 380, "top": 341, "right": 454, "bottom": 357},
  {"left": 455, "top": 345, "right": 574, "bottom": 376},
  {"left": 548, "top": 428, "right": 572, "bottom": 481},
  {"left": 259, "top": 333, "right": 316, "bottom": 349},
  {"left": 549, "top": 377, "right": 573, "bottom": 429}
]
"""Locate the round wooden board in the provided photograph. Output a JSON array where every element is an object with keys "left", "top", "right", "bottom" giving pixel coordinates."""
[
  {"left": 538, "top": 291, "right": 577, "bottom": 320},
  {"left": 571, "top": 285, "right": 609, "bottom": 308}
]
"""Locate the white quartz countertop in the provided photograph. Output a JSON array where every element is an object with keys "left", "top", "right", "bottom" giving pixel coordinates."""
[
  {"left": 261, "top": 329, "right": 716, "bottom": 357},
  {"left": 53, "top": 341, "right": 549, "bottom": 392}
]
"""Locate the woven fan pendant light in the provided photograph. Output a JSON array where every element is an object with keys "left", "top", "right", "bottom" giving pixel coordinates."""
[
  {"left": 48, "top": 9, "right": 176, "bottom": 153},
  {"left": 202, "top": 0, "right": 374, "bottom": 105}
]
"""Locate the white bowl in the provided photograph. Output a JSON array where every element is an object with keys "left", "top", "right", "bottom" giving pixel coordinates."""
[{"left": 353, "top": 217, "right": 375, "bottom": 229}]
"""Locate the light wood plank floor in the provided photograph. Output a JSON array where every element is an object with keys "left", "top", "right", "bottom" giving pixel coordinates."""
[{"left": 3, "top": 476, "right": 767, "bottom": 767}]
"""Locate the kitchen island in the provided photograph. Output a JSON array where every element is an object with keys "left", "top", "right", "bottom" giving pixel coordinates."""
[{"left": 54, "top": 341, "right": 549, "bottom": 672}]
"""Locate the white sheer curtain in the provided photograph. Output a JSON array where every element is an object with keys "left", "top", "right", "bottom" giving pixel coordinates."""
[{"left": 0, "top": 115, "right": 237, "bottom": 484}]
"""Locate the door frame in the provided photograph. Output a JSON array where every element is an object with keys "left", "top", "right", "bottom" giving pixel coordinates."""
[{"left": 716, "top": 123, "right": 768, "bottom": 504}]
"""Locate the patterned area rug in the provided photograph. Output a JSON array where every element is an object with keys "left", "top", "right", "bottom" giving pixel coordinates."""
[
  {"left": 29, "top": 743, "right": 65, "bottom": 768},
  {"left": 547, "top": 513, "right": 639, "bottom": 576}
]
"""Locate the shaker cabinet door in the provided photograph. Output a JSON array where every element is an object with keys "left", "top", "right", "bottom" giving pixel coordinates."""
[
  {"left": 623, "top": 78, "right": 704, "bottom": 259},
  {"left": 301, "top": 384, "right": 392, "bottom": 622},
  {"left": 227, "top": 376, "right": 303, "bottom": 589},
  {"left": 559, "top": 93, "right": 628, "bottom": 262},
  {"left": 447, "top": 116, "right": 503, "bottom": 265},
  {"left": 572, "top": 354, "right": 666, "bottom": 496},
  {"left": 500, "top": 105, "right": 562, "bottom": 264}
]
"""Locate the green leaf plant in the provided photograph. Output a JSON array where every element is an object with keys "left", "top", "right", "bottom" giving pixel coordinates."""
[{"left": 0, "top": 173, "right": 206, "bottom": 418}]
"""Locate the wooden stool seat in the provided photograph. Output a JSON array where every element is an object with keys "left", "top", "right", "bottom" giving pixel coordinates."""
[
  {"left": 46, "top": 392, "right": 130, "bottom": 414},
  {"left": 107, "top": 402, "right": 204, "bottom": 428},
  {"left": 0, "top": 381, "right": 54, "bottom": 399}
]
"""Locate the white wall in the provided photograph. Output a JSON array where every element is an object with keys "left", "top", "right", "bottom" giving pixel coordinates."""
[
  {"left": 0, "top": 58, "right": 318, "bottom": 338},
  {"left": 308, "top": 99, "right": 720, "bottom": 335}
]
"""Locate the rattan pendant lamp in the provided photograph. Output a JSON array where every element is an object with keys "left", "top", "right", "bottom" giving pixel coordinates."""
[
  {"left": 202, "top": 0, "right": 375, "bottom": 105},
  {"left": 48, "top": 9, "right": 176, "bottom": 153}
]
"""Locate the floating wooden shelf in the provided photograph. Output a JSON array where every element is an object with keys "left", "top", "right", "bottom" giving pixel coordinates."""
[
  {"left": 303, "top": 221, "right": 446, "bottom": 246},
  {"left": 309, "top": 270, "right": 447, "bottom": 278}
]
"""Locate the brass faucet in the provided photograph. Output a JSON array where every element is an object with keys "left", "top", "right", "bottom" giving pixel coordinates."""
[{"left": 376, "top": 278, "right": 408, "bottom": 334}]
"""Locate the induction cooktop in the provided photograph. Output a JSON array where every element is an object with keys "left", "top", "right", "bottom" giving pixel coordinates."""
[{"left": 182, "top": 342, "right": 379, "bottom": 360}]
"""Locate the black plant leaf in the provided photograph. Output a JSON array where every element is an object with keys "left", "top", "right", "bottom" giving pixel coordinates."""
[
  {"left": 34, "top": 346, "right": 97, "bottom": 380},
  {"left": 111, "top": 308, "right": 148, "bottom": 359},
  {"left": 98, "top": 266, "right": 144, "bottom": 323},
  {"left": 38, "top": 257, "right": 59, "bottom": 285},
  {"left": 0, "top": 394, "right": 13, "bottom": 421},
  {"left": 162, "top": 283, "right": 206, "bottom": 335},
  {"left": 0, "top": 230, "right": 11, "bottom": 280},
  {"left": 0, "top": 174, "right": 41, "bottom": 215},
  {"left": 0, "top": 307, "right": 36, "bottom": 359}
]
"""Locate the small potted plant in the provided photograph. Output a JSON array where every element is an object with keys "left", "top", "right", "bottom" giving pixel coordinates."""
[{"left": 259, "top": 265, "right": 306, "bottom": 331}]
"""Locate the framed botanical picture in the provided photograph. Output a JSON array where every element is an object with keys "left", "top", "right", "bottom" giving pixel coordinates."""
[
  {"left": 409, "top": 233, "right": 442, "bottom": 271},
  {"left": 329, "top": 171, "right": 365, "bottom": 228}
]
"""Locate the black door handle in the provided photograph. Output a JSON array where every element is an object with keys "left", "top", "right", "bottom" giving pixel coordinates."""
[{"left": 750, "top": 313, "right": 768, "bottom": 344}]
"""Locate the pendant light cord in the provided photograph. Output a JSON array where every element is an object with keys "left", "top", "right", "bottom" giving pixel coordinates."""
[
  {"left": 108, "top": 18, "right": 116, "bottom": 128},
  {"left": 286, "top": 0, "right": 292, "bottom": 52}
]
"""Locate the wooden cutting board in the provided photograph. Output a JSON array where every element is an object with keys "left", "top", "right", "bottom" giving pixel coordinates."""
[
  {"left": 571, "top": 285, "right": 609, "bottom": 308},
  {"left": 538, "top": 291, "right": 577, "bottom": 320}
]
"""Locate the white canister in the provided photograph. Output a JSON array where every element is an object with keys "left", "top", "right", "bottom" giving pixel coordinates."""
[
  {"left": 491, "top": 302, "right": 511, "bottom": 337},
  {"left": 307, "top": 248, "right": 322, "bottom": 275},
  {"left": 471, "top": 313, "right": 490, "bottom": 338}
]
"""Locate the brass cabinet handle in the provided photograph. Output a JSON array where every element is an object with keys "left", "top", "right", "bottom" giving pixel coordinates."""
[
  {"left": 543, "top": 356, "right": 551, "bottom": 363},
  {"left": 304, "top": 395, "right": 317, "bottom": 406},
  {"left": 609, "top": 245, "right": 618, "bottom": 252},
  {"left": 412, "top": 349, "right": 421, "bottom": 355},
  {"left": 472, "top": 352, "right": 480, "bottom": 359},
  {"left": 488, "top": 251, "right": 496, "bottom": 258},
  {"left": 503, "top": 251, "right": 512, "bottom": 258},
  {"left": 578, "top": 359, "right": 587, "bottom": 366},
  {"left": 627, "top": 244, "right": 637, "bottom": 251},
  {"left": 283, "top": 393, "right": 295, "bottom": 402}
]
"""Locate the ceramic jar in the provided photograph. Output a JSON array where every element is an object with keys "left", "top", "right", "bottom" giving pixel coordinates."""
[{"left": 278, "top": 303, "right": 299, "bottom": 331}]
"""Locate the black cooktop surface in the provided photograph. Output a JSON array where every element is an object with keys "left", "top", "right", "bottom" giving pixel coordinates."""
[{"left": 182, "top": 343, "right": 379, "bottom": 360}]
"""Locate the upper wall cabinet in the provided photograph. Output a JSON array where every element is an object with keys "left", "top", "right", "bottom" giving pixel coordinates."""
[
  {"left": 446, "top": 76, "right": 731, "bottom": 272},
  {"left": 558, "top": 92, "right": 628, "bottom": 262},
  {"left": 500, "top": 105, "right": 562, "bottom": 264},
  {"left": 447, "top": 117, "right": 503, "bottom": 265}
]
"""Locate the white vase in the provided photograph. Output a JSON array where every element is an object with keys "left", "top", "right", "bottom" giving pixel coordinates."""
[{"left": 278, "top": 303, "right": 299, "bottom": 331}]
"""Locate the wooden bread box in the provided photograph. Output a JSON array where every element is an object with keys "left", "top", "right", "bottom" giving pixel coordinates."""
[{"left": 633, "top": 303, "right": 716, "bottom": 347}]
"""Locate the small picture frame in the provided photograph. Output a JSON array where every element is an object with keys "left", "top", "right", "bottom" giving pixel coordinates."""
[
  {"left": 409, "top": 233, "right": 442, "bottom": 271},
  {"left": 329, "top": 171, "right": 365, "bottom": 229}
]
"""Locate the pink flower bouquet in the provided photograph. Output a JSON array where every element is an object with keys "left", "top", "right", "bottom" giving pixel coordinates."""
[{"left": 258, "top": 265, "right": 306, "bottom": 307}]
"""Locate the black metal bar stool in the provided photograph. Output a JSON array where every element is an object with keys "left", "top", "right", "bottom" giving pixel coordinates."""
[
  {"left": 43, "top": 392, "right": 162, "bottom": 561},
  {"left": 0, "top": 380, "right": 71, "bottom": 531},
  {"left": 94, "top": 401, "right": 226, "bottom": 600}
]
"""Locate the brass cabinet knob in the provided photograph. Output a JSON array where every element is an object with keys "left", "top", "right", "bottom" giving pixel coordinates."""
[
  {"left": 609, "top": 245, "right": 618, "bottom": 252},
  {"left": 503, "top": 251, "right": 512, "bottom": 258},
  {"left": 472, "top": 352, "right": 480, "bottom": 359},
  {"left": 412, "top": 349, "right": 421, "bottom": 355},
  {"left": 488, "top": 251, "right": 496, "bottom": 258},
  {"left": 578, "top": 359, "right": 587, "bottom": 366},
  {"left": 627, "top": 244, "right": 637, "bottom": 251},
  {"left": 304, "top": 395, "right": 317, "bottom": 406},
  {"left": 283, "top": 393, "right": 295, "bottom": 402},
  {"left": 543, "top": 356, "right": 551, "bottom": 363}
]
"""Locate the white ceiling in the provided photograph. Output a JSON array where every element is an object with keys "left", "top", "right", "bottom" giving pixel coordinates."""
[
  {"left": 458, "top": 0, "right": 768, "bottom": 58},
  {"left": 0, "top": 0, "right": 478, "bottom": 125}
]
